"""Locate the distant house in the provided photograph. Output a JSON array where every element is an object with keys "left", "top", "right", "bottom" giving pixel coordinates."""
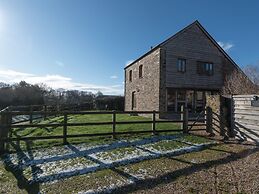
[{"left": 124, "top": 20, "right": 244, "bottom": 115}]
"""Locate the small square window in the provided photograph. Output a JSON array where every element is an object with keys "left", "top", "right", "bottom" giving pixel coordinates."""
[{"left": 177, "top": 59, "right": 186, "bottom": 73}]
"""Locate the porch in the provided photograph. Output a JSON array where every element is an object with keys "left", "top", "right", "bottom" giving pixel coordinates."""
[{"left": 166, "top": 88, "right": 219, "bottom": 114}]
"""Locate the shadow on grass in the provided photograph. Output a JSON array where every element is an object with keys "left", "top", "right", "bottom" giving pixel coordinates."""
[
  {"left": 111, "top": 145, "right": 259, "bottom": 194},
  {"left": 1, "top": 133, "right": 258, "bottom": 194}
]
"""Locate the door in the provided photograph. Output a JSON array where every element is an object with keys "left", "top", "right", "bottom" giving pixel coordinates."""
[{"left": 131, "top": 91, "right": 136, "bottom": 110}]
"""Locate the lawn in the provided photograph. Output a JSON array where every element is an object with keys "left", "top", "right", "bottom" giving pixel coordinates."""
[
  {"left": 0, "top": 132, "right": 215, "bottom": 194},
  {"left": 1, "top": 138, "right": 258, "bottom": 194},
  {"left": 8, "top": 113, "right": 182, "bottom": 150},
  {"left": 1, "top": 113, "right": 229, "bottom": 194}
]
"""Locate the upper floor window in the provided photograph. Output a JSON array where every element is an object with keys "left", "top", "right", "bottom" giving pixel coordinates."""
[
  {"left": 197, "top": 62, "right": 214, "bottom": 76},
  {"left": 129, "top": 70, "right": 132, "bottom": 82},
  {"left": 139, "top": 65, "right": 143, "bottom": 78},
  {"left": 177, "top": 58, "right": 186, "bottom": 73}
]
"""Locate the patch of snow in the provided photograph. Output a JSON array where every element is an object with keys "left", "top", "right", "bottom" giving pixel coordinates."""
[{"left": 1, "top": 134, "right": 216, "bottom": 186}]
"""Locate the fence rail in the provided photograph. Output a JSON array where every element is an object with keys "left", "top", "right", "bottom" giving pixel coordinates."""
[
  {"left": 232, "top": 95, "right": 259, "bottom": 142},
  {"left": 0, "top": 106, "right": 210, "bottom": 154}
]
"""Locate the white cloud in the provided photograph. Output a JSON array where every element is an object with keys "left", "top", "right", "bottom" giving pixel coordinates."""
[
  {"left": 217, "top": 41, "right": 234, "bottom": 51},
  {"left": 55, "top": 60, "right": 65, "bottom": 67},
  {"left": 0, "top": 69, "right": 123, "bottom": 95},
  {"left": 125, "top": 60, "right": 134, "bottom": 67},
  {"left": 110, "top": 75, "right": 118, "bottom": 79}
]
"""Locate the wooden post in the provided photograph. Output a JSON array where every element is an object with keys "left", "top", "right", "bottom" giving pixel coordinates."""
[
  {"left": 152, "top": 110, "right": 156, "bottom": 135},
  {"left": 229, "top": 97, "right": 235, "bottom": 138},
  {"left": 44, "top": 105, "right": 47, "bottom": 120},
  {"left": 182, "top": 106, "right": 188, "bottom": 134},
  {"left": 0, "top": 112, "right": 11, "bottom": 154},
  {"left": 29, "top": 106, "right": 33, "bottom": 124},
  {"left": 112, "top": 111, "right": 116, "bottom": 139},
  {"left": 206, "top": 106, "right": 213, "bottom": 134},
  {"left": 63, "top": 113, "right": 68, "bottom": 144}
]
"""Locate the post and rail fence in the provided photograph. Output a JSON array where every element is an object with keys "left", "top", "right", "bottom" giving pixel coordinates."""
[{"left": 0, "top": 105, "right": 211, "bottom": 154}]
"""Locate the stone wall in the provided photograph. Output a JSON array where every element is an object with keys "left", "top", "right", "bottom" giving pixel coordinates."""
[
  {"left": 124, "top": 48, "right": 161, "bottom": 112},
  {"left": 206, "top": 94, "right": 230, "bottom": 137}
]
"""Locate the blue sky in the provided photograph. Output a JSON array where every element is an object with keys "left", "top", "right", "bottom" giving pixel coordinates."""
[{"left": 0, "top": 0, "right": 258, "bottom": 95}]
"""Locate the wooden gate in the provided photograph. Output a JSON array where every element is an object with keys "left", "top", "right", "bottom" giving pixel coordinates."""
[{"left": 231, "top": 95, "right": 259, "bottom": 142}]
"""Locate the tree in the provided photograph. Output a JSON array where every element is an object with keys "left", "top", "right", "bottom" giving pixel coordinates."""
[
  {"left": 95, "top": 91, "right": 103, "bottom": 97},
  {"left": 222, "top": 65, "right": 258, "bottom": 95},
  {"left": 243, "top": 64, "right": 259, "bottom": 86}
]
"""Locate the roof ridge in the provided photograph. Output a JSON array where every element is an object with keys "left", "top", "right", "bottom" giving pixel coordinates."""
[
  {"left": 124, "top": 20, "right": 198, "bottom": 69},
  {"left": 124, "top": 20, "right": 242, "bottom": 74}
]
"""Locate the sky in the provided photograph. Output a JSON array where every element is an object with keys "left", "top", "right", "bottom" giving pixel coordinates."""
[{"left": 0, "top": 0, "right": 259, "bottom": 95}]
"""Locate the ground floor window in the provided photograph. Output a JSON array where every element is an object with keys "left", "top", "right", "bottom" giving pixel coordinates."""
[
  {"left": 167, "top": 89, "right": 211, "bottom": 112},
  {"left": 131, "top": 91, "right": 136, "bottom": 110}
]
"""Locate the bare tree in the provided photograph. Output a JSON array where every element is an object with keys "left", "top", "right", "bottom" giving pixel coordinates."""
[
  {"left": 243, "top": 64, "right": 259, "bottom": 86},
  {"left": 222, "top": 68, "right": 258, "bottom": 95}
]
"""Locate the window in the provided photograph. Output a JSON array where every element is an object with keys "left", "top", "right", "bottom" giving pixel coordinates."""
[
  {"left": 197, "top": 62, "right": 214, "bottom": 75},
  {"left": 177, "top": 58, "right": 186, "bottom": 72},
  {"left": 129, "top": 70, "right": 132, "bottom": 82},
  {"left": 167, "top": 89, "right": 176, "bottom": 112},
  {"left": 132, "top": 91, "right": 136, "bottom": 109},
  {"left": 139, "top": 65, "right": 143, "bottom": 78}
]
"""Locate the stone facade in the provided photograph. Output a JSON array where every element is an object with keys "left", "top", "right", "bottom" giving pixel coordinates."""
[
  {"left": 124, "top": 21, "right": 242, "bottom": 116},
  {"left": 124, "top": 48, "right": 161, "bottom": 112}
]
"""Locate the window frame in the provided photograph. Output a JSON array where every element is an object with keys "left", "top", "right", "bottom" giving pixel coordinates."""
[
  {"left": 177, "top": 58, "right": 186, "bottom": 73},
  {"left": 197, "top": 61, "right": 214, "bottom": 76},
  {"left": 139, "top": 65, "right": 143, "bottom": 78},
  {"left": 129, "top": 70, "right": 132, "bottom": 82}
]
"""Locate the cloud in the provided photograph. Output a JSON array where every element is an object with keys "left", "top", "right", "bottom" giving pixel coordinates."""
[
  {"left": 0, "top": 69, "right": 123, "bottom": 95},
  {"left": 125, "top": 60, "right": 134, "bottom": 67},
  {"left": 55, "top": 60, "right": 65, "bottom": 67},
  {"left": 110, "top": 75, "right": 118, "bottom": 79},
  {"left": 217, "top": 41, "right": 234, "bottom": 51}
]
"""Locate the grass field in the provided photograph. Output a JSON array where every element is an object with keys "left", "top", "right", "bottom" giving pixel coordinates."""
[
  {"left": 9, "top": 113, "right": 182, "bottom": 150},
  {"left": 3, "top": 113, "right": 256, "bottom": 194},
  {"left": 1, "top": 139, "right": 258, "bottom": 194}
]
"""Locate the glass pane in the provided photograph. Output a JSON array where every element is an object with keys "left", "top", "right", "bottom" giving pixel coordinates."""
[
  {"left": 177, "top": 60, "right": 181, "bottom": 71},
  {"left": 186, "top": 90, "right": 194, "bottom": 111},
  {"left": 177, "top": 90, "right": 186, "bottom": 101},
  {"left": 177, "top": 102, "right": 185, "bottom": 112},
  {"left": 196, "top": 91, "right": 204, "bottom": 112},
  {"left": 167, "top": 90, "right": 176, "bottom": 111}
]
